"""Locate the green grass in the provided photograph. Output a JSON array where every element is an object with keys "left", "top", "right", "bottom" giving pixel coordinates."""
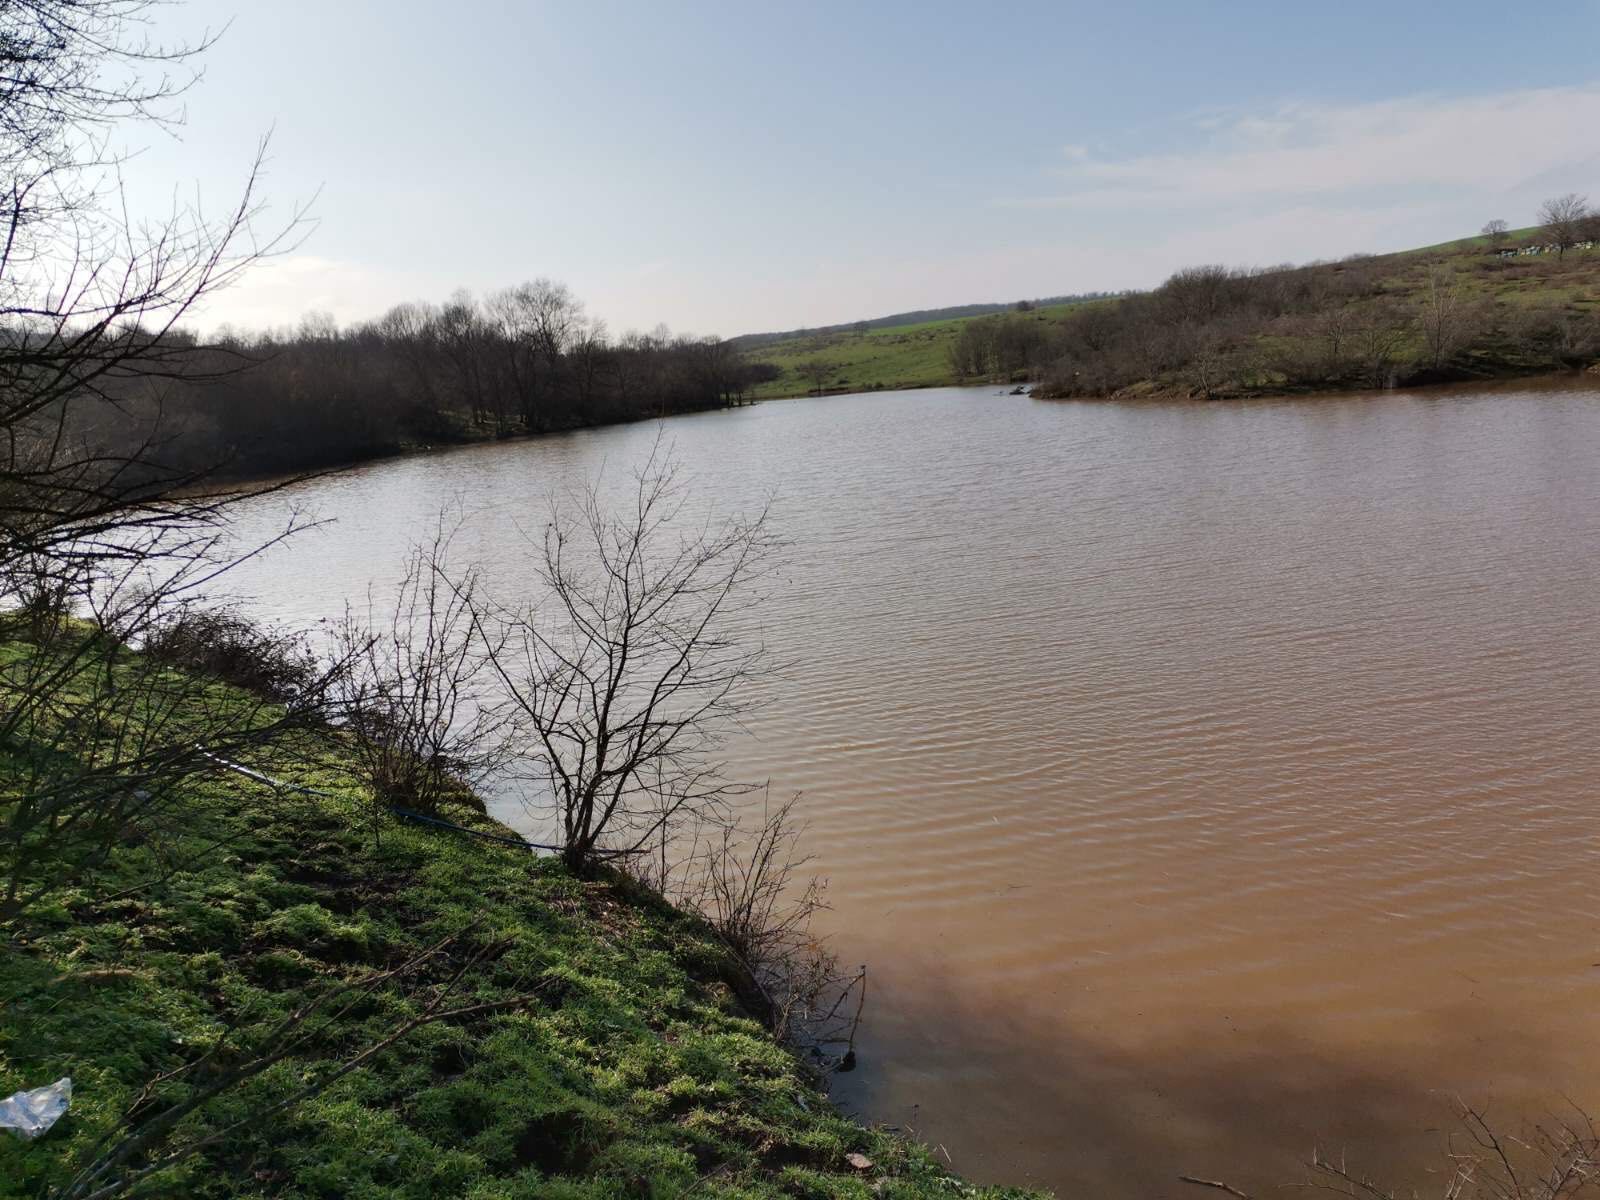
[
  {"left": 0, "top": 641, "right": 1040, "bottom": 1200},
  {"left": 1409, "top": 224, "right": 1542, "bottom": 254},
  {"left": 743, "top": 305, "right": 1080, "bottom": 400}
]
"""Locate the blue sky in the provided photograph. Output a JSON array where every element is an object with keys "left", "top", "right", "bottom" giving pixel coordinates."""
[{"left": 131, "top": 0, "right": 1600, "bottom": 337}]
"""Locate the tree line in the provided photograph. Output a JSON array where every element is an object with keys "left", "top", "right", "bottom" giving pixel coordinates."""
[
  {"left": 86, "top": 286, "right": 766, "bottom": 480},
  {"left": 1038, "top": 258, "right": 1464, "bottom": 396},
  {"left": 947, "top": 304, "right": 1064, "bottom": 382}
]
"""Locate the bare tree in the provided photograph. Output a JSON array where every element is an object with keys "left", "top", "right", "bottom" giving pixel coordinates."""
[
  {"left": 796, "top": 359, "right": 837, "bottom": 395},
  {"left": 1482, "top": 219, "right": 1510, "bottom": 247},
  {"left": 1178, "top": 320, "right": 1247, "bottom": 398},
  {"left": 1352, "top": 302, "right": 1414, "bottom": 387},
  {"left": 478, "top": 443, "right": 779, "bottom": 871},
  {"left": 486, "top": 279, "right": 585, "bottom": 429},
  {"left": 1418, "top": 267, "right": 1486, "bottom": 370},
  {"left": 569, "top": 316, "right": 609, "bottom": 412},
  {"left": 0, "top": 0, "right": 315, "bottom": 923},
  {"left": 1161, "top": 264, "right": 1242, "bottom": 326},
  {"left": 1538, "top": 194, "right": 1590, "bottom": 258},
  {"left": 1308, "top": 304, "right": 1360, "bottom": 380}
]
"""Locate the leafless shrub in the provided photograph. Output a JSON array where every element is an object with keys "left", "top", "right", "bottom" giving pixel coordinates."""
[
  {"left": 698, "top": 794, "right": 864, "bottom": 1059},
  {"left": 1306, "top": 1100, "right": 1600, "bottom": 1200},
  {"left": 142, "top": 604, "right": 319, "bottom": 703},
  {"left": 1351, "top": 302, "right": 1415, "bottom": 387},
  {"left": 695, "top": 793, "right": 822, "bottom": 968},
  {"left": 0, "top": 551, "right": 78, "bottom": 641},
  {"left": 1417, "top": 268, "right": 1493, "bottom": 372},
  {"left": 332, "top": 528, "right": 507, "bottom": 832},
  {"left": 636, "top": 791, "right": 865, "bottom": 1068},
  {"left": 1180, "top": 1101, "right": 1600, "bottom": 1200},
  {"left": 1509, "top": 303, "right": 1600, "bottom": 366}
]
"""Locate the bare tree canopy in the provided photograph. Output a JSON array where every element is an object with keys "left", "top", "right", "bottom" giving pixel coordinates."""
[
  {"left": 1538, "top": 193, "right": 1590, "bottom": 257},
  {"left": 1417, "top": 265, "right": 1489, "bottom": 371},
  {"left": 0, "top": 0, "right": 310, "bottom": 564},
  {"left": 0, "top": 0, "right": 215, "bottom": 176},
  {"left": 796, "top": 358, "right": 837, "bottom": 394},
  {"left": 476, "top": 442, "right": 780, "bottom": 871}
]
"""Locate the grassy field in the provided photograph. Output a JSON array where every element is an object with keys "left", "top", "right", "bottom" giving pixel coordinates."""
[
  {"left": 741, "top": 304, "right": 1081, "bottom": 400},
  {"left": 0, "top": 638, "right": 1039, "bottom": 1200},
  {"left": 743, "top": 229, "right": 1600, "bottom": 401},
  {"left": 1348, "top": 231, "right": 1600, "bottom": 312}
]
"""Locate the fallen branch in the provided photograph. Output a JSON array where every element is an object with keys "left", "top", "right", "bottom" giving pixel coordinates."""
[{"left": 1181, "top": 1175, "right": 1255, "bottom": 1200}]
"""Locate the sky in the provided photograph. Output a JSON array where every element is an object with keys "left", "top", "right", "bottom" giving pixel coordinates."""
[{"left": 125, "top": 0, "right": 1600, "bottom": 338}]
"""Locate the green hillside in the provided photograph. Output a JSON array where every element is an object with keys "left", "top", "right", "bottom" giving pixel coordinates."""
[
  {"left": 742, "top": 303, "right": 1081, "bottom": 400},
  {"left": 744, "top": 227, "right": 1600, "bottom": 402}
]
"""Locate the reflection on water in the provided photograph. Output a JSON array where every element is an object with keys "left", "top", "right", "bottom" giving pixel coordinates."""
[{"left": 224, "top": 379, "right": 1600, "bottom": 1197}]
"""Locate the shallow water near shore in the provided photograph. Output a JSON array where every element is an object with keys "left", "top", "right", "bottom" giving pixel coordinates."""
[{"left": 223, "top": 378, "right": 1600, "bottom": 1197}]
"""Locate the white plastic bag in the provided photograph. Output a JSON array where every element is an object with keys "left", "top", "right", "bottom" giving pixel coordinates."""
[{"left": 0, "top": 1077, "right": 71, "bottom": 1140}]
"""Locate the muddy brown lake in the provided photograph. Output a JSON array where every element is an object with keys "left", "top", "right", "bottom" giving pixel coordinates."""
[{"left": 224, "top": 378, "right": 1600, "bottom": 1197}]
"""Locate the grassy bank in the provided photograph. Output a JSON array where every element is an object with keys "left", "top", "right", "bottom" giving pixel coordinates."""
[{"left": 0, "top": 648, "right": 1036, "bottom": 1199}]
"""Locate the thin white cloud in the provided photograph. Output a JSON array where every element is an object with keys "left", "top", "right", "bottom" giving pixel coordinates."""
[
  {"left": 1016, "top": 83, "right": 1600, "bottom": 209},
  {"left": 191, "top": 254, "right": 430, "bottom": 334}
]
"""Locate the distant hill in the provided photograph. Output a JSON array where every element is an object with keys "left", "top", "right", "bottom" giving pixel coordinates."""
[
  {"left": 739, "top": 223, "right": 1600, "bottom": 402},
  {"left": 730, "top": 293, "right": 1119, "bottom": 349}
]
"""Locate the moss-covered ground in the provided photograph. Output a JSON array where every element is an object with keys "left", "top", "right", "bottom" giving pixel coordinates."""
[{"left": 0, "top": 648, "right": 1040, "bottom": 1200}]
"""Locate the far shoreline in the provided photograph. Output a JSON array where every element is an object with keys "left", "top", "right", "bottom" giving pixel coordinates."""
[{"left": 209, "top": 365, "right": 1599, "bottom": 495}]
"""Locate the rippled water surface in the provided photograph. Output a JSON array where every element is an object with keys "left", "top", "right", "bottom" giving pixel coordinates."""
[{"left": 225, "top": 380, "right": 1600, "bottom": 1197}]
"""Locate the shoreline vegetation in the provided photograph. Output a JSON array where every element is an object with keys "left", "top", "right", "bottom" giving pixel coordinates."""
[
  {"left": 0, "top": 623, "right": 1038, "bottom": 1200},
  {"left": 741, "top": 218, "right": 1600, "bottom": 405},
  {"left": 153, "top": 216, "right": 1600, "bottom": 489}
]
